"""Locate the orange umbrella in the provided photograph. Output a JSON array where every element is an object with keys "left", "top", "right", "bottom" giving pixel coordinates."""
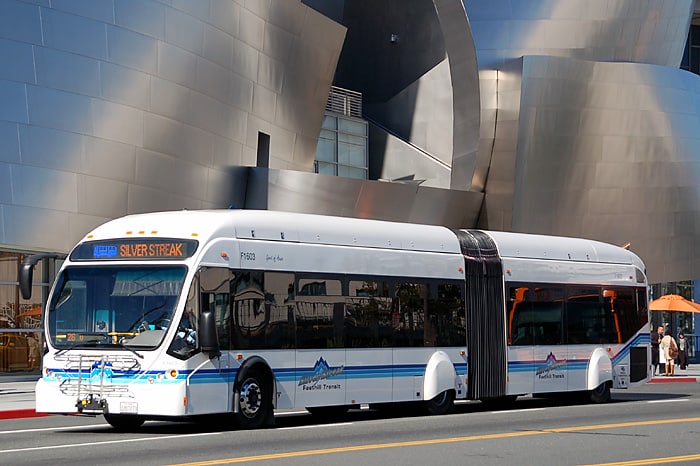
[
  {"left": 649, "top": 294, "right": 700, "bottom": 313},
  {"left": 16, "top": 306, "right": 42, "bottom": 318}
]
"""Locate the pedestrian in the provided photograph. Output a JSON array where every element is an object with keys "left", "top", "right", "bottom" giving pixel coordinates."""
[
  {"left": 651, "top": 325, "right": 661, "bottom": 375},
  {"left": 677, "top": 332, "right": 688, "bottom": 370},
  {"left": 660, "top": 328, "right": 678, "bottom": 376},
  {"left": 27, "top": 333, "right": 40, "bottom": 370}
]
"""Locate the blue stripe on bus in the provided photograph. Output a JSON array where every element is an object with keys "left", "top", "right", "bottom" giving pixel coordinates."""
[{"left": 43, "top": 335, "right": 645, "bottom": 385}]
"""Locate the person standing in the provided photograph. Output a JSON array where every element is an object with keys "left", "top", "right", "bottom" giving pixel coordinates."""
[
  {"left": 651, "top": 326, "right": 661, "bottom": 375},
  {"left": 678, "top": 332, "right": 688, "bottom": 370},
  {"left": 660, "top": 328, "right": 678, "bottom": 376}
]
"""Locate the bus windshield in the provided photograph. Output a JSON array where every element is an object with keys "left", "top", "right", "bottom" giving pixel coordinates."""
[{"left": 47, "top": 265, "right": 187, "bottom": 350}]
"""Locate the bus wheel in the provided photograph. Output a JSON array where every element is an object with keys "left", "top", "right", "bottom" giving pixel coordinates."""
[
  {"left": 588, "top": 382, "right": 611, "bottom": 404},
  {"left": 104, "top": 413, "right": 144, "bottom": 431},
  {"left": 425, "top": 389, "right": 455, "bottom": 415},
  {"left": 234, "top": 369, "right": 270, "bottom": 429}
]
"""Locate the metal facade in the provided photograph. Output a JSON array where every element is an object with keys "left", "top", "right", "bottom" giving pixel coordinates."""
[
  {"left": 0, "top": 0, "right": 699, "bottom": 284},
  {"left": 0, "top": 0, "right": 344, "bottom": 252}
]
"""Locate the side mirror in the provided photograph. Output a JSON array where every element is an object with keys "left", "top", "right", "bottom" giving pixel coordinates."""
[
  {"left": 199, "top": 308, "right": 220, "bottom": 358},
  {"left": 19, "top": 253, "right": 61, "bottom": 299}
]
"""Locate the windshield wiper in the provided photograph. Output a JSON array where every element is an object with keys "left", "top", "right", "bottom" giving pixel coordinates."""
[
  {"left": 55, "top": 340, "right": 103, "bottom": 357},
  {"left": 111, "top": 341, "right": 144, "bottom": 359},
  {"left": 54, "top": 338, "right": 144, "bottom": 359}
]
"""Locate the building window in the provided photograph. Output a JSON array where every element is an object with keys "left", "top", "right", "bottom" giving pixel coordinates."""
[
  {"left": 0, "top": 252, "right": 55, "bottom": 375},
  {"left": 685, "top": 25, "right": 700, "bottom": 75},
  {"left": 314, "top": 114, "right": 368, "bottom": 180}
]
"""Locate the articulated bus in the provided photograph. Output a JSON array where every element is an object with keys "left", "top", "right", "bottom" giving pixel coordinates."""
[{"left": 19, "top": 210, "right": 650, "bottom": 430}]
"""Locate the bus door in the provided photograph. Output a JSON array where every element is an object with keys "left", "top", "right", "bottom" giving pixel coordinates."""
[
  {"left": 293, "top": 295, "right": 347, "bottom": 409},
  {"left": 187, "top": 269, "right": 233, "bottom": 414},
  {"left": 344, "top": 280, "right": 393, "bottom": 405},
  {"left": 526, "top": 287, "right": 567, "bottom": 394},
  {"left": 508, "top": 285, "right": 568, "bottom": 393}
]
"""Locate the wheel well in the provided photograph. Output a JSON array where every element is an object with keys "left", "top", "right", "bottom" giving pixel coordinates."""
[{"left": 235, "top": 357, "right": 276, "bottom": 409}]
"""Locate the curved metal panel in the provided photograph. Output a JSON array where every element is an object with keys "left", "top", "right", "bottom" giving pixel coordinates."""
[
  {"left": 233, "top": 167, "right": 483, "bottom": 229},
  {"left": 433, "top": 0, "right": 481, "bottom": 190},
  {"left": 509, "top": 56, "right": 700, "bottom": 283},
  {"left": 0, "top": 0, "right": 345, "bottom": 253},
  {"left": 332, "top": 0, "right": 481, "bottom": 191},
  {"left": 464, "top": 0, "right": 694, "bottom": 70}
]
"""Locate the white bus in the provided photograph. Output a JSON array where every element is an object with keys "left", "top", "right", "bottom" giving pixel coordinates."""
[{"left": 20, "top": 210, "right": 650, "bottom": 430}]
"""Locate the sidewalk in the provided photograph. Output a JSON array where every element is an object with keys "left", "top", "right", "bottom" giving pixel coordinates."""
[
  {"left": 648, "top": 364, "right": 700, "bottom": 384},
  {"left": 1, "top": 365, "right": 698, "bottom": 421},
  {"left": 0, "top": 377, "right": 45, "bottom": 420}
]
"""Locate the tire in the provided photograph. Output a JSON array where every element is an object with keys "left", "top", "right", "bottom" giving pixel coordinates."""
[
  {"left": 588, "top": 382, "right": 611, "bottom": 404},
  {"left": 234, "top": 368, "right": 271, "bottom": 429},
  {"left": 425, "top": 389, "right": 455, "bottom": 415},
  {"left": 104, "top": 413, "right": 145, "bottom": 431}
]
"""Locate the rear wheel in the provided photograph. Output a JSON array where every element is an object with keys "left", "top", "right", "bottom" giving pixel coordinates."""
[
  {"left": 425, "top": 389, "right": 455, "bottom": 415},
  {"left": 587, "top": 382, "right": 611, "bottom": 404},
  {"left": 234, "top": 368, "right": 271, "bottom": 429},
  {"left": 104, "top": 413, "right": 144, "bottom": 431}
]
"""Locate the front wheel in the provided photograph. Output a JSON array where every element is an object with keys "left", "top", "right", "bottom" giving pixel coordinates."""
[
  {"left": 234, "top": 369, "right": 271, "bottom": 429},
  {"left": 104, "top": 413, "right": 145, "bottom": 431},
  {"left": 425, "top": 389, "right": 455, "bottom": 415},
  {"left": 587, "top": 382, "right": 611, "bottom": 404}
]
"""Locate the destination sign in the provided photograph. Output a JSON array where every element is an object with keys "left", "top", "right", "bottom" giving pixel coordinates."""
[{"left": 70, "top": 238, "right": 198, "bottom": 261}]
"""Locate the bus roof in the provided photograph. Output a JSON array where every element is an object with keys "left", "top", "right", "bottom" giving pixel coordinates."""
[
  {"left": 80, "top": 210, "right": 645, "bottom": 269},
  {"left": 483, "top": 230, "right": 645, "bottom": 269},
  {"left": 81, "top": 209, "right": 463, "bottom": 255}
]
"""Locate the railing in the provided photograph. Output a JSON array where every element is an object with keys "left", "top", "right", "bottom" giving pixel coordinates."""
[{"left": 326, "top": 86, "right": 362, "bottom": 118}]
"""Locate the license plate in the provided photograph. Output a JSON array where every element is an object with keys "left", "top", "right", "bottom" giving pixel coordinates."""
[{"left": 120, "top": 402, "right": 138, "bottom": 414}]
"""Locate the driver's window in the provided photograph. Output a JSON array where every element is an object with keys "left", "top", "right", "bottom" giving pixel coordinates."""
[{"left": 167, "top": 276, "right": 200, "bottom": 359}]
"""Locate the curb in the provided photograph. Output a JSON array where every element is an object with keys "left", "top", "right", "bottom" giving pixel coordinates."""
[
  {"left": 648, "top": 376, "right": 698, "bottom": 384},
  {"left": 0, "top": 409, "right": 49, "bottom": 420}
]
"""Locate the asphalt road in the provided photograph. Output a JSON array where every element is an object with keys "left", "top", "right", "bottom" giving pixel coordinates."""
[{"left": 1, "top": 383, "right": 699, "bottom": 466}]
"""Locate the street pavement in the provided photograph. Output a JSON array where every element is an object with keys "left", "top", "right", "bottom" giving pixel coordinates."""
[{"left": 0, "top": 365, "right": 698, "bottom": 421}]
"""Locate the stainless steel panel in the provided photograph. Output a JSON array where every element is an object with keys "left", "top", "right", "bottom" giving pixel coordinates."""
[
  {"left": 100, "top": 62, "right": 151, "bottom": 110},
  {"left": 106, "top": 25, "right": 159, "bottom": 74},
  {"left": 464, "top": 0, "right": 694, "bottom": 69},
  {"left": 157, "top": 41, "right": 197, "bottom": 87},
  {"left": 82, "top": 135, "right": 137, "bottom": 183},
  {"left": 203, "top": 23, "right": 233, "bottom": 68},
  {"left": 0, "top": 80, "right": 27, "bottom": 123},
  {"left": 232, "top": 167, "right": 483, "bottom": 229},
  {"left": 194, "top": 56, "right": 231, "bottom": 104},
  {"left": 114, "top": 0, "right": 165, "bottom": 39},
  {"left": 27, "top": 85, "right": 92, "bottom": 132},
  {"left": 0, "top": 39, "right": 34, "bottom": 83},
  {"left": 0, "top": 163, "right": 11, "bottom": 203},
  {"left": 42, "top": 8, "right": 107, "bottom": 59},
  {"left": 149, "top": 76, "right": 190, "bottom": 122},
  {"left": 0, "top": 122, "right": 19, "bottom": 163},
  {"left": 164, "top": 6, "right": 204, "bottom": 54},
  {"left": 508, "top": 55, "right": 700, "bottom": 283},
  {"left": 91, "top": 99, "right": 143, "bottom": 146},
  {"left": 35, "top": 47, "right": 101, "bottom": 97},
  {"left": 51, "top": 0, "right": 115, "bottom": 23},
  {"left": 2, "top": 205, "right": 73, "bottom": 252},
  {"left": 11, "top": 164, "right": 78, "bottom": 212},
  {"left": 77, "top": 175, "right": 128, "bottom": 218},
  {"left": 19, "top": 125, "right": 82, "bottom": 171},
  {"left": 0, "top": 1, "right": 42, "bottom": 44}
]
